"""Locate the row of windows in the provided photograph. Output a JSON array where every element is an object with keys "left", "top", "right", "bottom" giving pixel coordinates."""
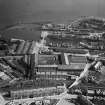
[
  {"left": 11, "top": 87, "right": 63, "bottom": 99},
  {"left": 36, "top": 71, "right": 67, "bottom": 75},
  {"left": 36, "top": 74, "right": 67, "bottom": 79},
  {"left": 37, "top": 68, "right": 57, "bottom": 72}
]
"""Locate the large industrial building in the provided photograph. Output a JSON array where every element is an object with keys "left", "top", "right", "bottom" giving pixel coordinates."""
[{"left": 35, "top": 53, "right": 86, "bottom": 80}]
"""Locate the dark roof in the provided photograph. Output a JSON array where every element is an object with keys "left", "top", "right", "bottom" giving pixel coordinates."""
[
  {"left": 50, "top": 47, "right": 87, "bottom": 54},
  {"left": 12, "top": 40, "right": 36, "bottom": 54},
  {"left": 61, "top": 53, "right": 66, "bottom": 65}
]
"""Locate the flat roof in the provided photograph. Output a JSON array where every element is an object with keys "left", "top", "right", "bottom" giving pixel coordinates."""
[
  {"left": 38, "top": 54, "right": 59, "bottom": 65},
  {"left": 37, "top": 63, "right": 86, "bottom": 70},
  {"left": 68, "top": 55, "right": 86, "bottom": 63},
  {"left": 37, "top": 65, "right": 58, "bottom": 68},
  {"left": 58, "top": 63, "right": 86, "bottom": 70}
]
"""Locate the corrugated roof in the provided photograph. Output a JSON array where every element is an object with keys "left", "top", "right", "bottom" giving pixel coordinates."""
[
  {"left": 13, "top": 40, "right": 37, "bottom": 54},
  {"left": 22, "top": 41, "right": 30, "bottom": 54},
  {"left": 28, "top": 41, "right": 36, "bottom": 54},
  {"left": 16, "top": 41, "right": 25, "bottom": 54}
]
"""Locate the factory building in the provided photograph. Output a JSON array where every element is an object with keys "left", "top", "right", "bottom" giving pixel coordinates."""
[
  {"left": 10, "top": 39, "right": 37, "bottom": 55},
  {"left": 35, "top": 53, "right": 86, "bottom": 80},
  {"left": 36, "top": 63, "right": 85, "bottom": 80}
]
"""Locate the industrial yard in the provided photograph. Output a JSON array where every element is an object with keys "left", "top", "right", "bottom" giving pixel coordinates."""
[{"left": 0, "top": 16, "right": 105, "bottom": 105}]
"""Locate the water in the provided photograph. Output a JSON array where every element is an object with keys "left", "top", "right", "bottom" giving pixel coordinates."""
[{"left": 0, "top": 0, "right": 105, "bottom": 40}]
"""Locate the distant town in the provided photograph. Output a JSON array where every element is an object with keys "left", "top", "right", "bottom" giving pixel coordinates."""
[{"left": 0, "top": 16, "right": 105, "bottom": 105}]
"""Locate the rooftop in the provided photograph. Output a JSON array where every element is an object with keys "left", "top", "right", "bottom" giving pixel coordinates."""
[
  {"left": 56, "top": 98, "right": 75, "bottom": 105},
  {"left": 58, "top": 63, "right": 86, "bottom": 70}
]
